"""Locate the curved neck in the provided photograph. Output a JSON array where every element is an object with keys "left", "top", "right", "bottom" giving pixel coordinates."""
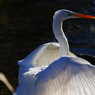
[{"left": 53, "top": 16, "right": 69, "bottom": 56}]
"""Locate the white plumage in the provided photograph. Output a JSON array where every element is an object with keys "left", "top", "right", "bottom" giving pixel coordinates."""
[
  {"left": 14, "top": 9, "right": 95, "bottom": 95},
  {"left": 35, "top": 57, "right": 95, "bottom": 95},
  {"left": 18, "top": 42, "right": 77, "bottom": 68}
]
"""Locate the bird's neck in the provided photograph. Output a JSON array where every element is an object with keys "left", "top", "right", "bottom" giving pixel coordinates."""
[{"left": 53, "top": 17, "right": 69, "bottom": 56}]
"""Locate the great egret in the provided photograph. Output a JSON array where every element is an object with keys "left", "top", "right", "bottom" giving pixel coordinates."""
[{"left": 14, "top": 9, "right": 95, "bottom": 95}]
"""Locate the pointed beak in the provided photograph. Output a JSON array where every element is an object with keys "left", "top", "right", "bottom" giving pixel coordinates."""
[{"left": 74, "top": 13, "right": 95, "bottom": 19}]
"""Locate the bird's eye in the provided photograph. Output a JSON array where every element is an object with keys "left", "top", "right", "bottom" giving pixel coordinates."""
[{"left": 68, "top": 13, "right": 74, "bottom": 16}]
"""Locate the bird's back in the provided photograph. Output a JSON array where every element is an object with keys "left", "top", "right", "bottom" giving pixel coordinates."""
[{"left": 35, "top": 57, "right": 95, "bottom": 95}]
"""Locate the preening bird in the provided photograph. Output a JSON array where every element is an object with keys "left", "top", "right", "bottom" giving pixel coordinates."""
[{"left": 14, "top": 9, "right": 95, "bottom": 95}]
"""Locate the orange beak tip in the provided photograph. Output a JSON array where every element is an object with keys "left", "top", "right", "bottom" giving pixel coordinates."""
[{"left": 75, "top": 13, "right": 95, "bottom": 19}]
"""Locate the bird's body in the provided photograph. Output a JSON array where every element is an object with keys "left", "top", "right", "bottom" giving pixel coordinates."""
[
  {"left": 15, "top": 57, "right": 95, "bottom": 95},
  {"left": 14, "top": 9, "right": 95, "bottom": 95}
]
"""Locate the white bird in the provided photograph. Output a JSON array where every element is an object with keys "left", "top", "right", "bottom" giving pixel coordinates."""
[{"left": 14, "top": 9, "right": 95, "bottom": 95}]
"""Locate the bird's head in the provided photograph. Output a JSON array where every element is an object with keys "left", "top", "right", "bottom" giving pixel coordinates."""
[{"left": 53, "top": 9, "right": 95, "bottom": 21}]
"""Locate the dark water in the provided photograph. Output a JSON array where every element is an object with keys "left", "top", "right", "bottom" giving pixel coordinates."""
[{"left": 0, "top": 1, "right": 95, "bottom": 95}]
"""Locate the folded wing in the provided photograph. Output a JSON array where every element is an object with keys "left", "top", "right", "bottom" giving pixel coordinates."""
[
  {"left": 18, "top": 42, "right": 60, "bottom": 68},
  {"left": 35, "top": 57, "right": 95, "bottom": 95},
  {"left": 18, "top": 42, "right": 78, "bottom": 69}
]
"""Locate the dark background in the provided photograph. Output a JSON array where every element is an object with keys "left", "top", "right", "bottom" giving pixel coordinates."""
[{"left": 0, "top": 0, "right": 95, "bottom": 94}]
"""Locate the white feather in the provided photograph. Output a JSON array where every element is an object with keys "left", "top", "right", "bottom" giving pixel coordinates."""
[
  {"left": 18, "top": 42, "right": 60, "bottom": 68},
  {"left": 35, "top": 57, "right": 95, "bottom": 95},
  {"left": 15, "top": 57, "right": 95, "bottom": 95},
  {"left": 18, "top": 42, "right": 78, "bottom": 68}
]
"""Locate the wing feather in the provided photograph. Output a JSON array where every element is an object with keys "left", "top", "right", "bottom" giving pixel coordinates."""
[
  {"left": 35, "top": 43, "right": 60, "bottom": 66},
  {"left": 18, "top": 42, "right": 60, "bottom": 68},
  {"left": 35, "top": 57, "right": 95, "bottom": 95},
  {"left": 18, "top": 42, "right": 78, "bottom": 68}
]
